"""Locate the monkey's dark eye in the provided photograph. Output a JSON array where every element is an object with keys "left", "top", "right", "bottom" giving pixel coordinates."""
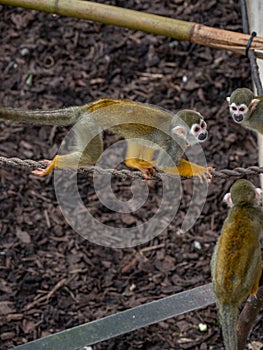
[
  {"left": 193, "top": 126, "right": 200, "bottom": 133},
  {"left": 200, "top": 121, "right": 206, "bottom": 129},
  {"left": 231, "top": 106, "right": 237, "bottom": 111},
  {"left": 239, "top": 106, "right": 245, "bottom": 112}
]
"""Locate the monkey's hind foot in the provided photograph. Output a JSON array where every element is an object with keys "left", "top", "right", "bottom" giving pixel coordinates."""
[
  {"left": 141, "top": 165, "right": 155, "bottom": 180},
  {"left": 32, "top": 159, "right": 55, "bottom": 176}
]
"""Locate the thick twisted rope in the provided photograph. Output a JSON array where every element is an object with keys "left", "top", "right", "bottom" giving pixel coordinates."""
[{"left": 0, "top": 155, "right": 262, "bottom": 180}]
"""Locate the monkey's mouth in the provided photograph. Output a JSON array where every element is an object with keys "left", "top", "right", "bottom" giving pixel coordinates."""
[
  {"left": 233, "top": 114, "right": 243, "bottom": 123},
  {"left": 198, "top": 131, "right": 208, "bottom": 141}
]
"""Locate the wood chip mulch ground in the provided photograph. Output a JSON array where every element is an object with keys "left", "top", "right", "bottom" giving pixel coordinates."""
[{"left": 0, "top": 1, "right": 262, "bottom": 349}]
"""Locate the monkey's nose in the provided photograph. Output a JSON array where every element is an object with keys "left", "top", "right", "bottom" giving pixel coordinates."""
[
  {"left": 233, "top": 114, "right": 243, "bottom": 123},
  {"left": 198, "top": 131, "right": 207, "bottom": 141}
]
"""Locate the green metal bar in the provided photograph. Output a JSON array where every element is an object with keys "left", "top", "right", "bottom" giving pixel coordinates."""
[{"left": 13, "top": 283, "right": 215, "bottom": 350}]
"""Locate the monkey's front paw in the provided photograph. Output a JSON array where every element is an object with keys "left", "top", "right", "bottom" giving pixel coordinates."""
[
  {"left": 32, "top": 160, "right": 53, "bottom": 176},
  {"left": 196, "top": 166, "right": 214, "bottom": 184}
]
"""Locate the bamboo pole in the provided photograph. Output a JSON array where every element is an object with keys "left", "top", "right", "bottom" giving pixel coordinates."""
[{"left": 1, "top": 0, "right": 263, "bottom": 59}]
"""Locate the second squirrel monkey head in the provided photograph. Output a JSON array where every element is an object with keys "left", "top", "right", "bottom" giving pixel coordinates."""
[
  {"left": 171, "top": 110, "right": 208, "bottom": 146},
  {"left": 223, "top": 179, "right": 262, "bottom": 207},
  {"left": 227, "top": 88, "right": 260, "bottom": 124}
]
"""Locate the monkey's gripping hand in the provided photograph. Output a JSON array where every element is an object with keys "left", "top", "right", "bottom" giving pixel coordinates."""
[{"left": 159, "top": 158, "right": 213, "bottom": 183}]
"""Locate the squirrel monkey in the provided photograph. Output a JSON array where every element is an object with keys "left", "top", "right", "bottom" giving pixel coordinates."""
[
  {"left": 227, "top": 87, "right": 263, "bottom": 133},
  {"left": 0, "top": 99, "right": 212, "bottom": 180},
  {"left": 211, "top": 179, "right": 263, "bottom": 350}
]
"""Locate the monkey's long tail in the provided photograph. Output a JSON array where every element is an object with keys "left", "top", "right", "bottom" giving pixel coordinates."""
[
  {"left": 219, "top": 303, "right": 239, "bottom": 350},
  {"left": 0, "top": 106, "right": 83, "bottom": 126}
]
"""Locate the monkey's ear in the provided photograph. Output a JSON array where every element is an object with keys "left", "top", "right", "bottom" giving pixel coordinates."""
[
  {"left": 223, "top": 193, "right": 233, "bottom": 207},
  {"left": 248, "top": 98, "right": 260, "bottom": 111},
  {"left": 226, "top": 96, "right": 230, "bottom": 104},
  {"left": 172, "top": 126, "right": 187, "bottom": 139},
  {"left": 255, "top": 188, "right": 262, "bottom": 202}
]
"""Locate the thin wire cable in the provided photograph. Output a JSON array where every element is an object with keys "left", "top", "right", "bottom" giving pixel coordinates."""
[{"left": 240, "top": 0, "right": 263, "bottom": 95}]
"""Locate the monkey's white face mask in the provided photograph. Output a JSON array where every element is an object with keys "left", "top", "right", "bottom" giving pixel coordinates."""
[{"left": 227, "top": 96, "right": 260, "bottom": 123}]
